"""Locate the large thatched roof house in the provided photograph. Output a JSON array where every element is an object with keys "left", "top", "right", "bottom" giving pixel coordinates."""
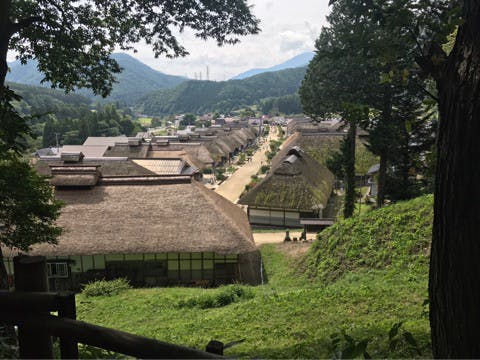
[
  {"left": 239, "top": 147, "right": 335, "bottom": 228},
  {"left": 3, "top": 156, "right": 261, "bottom": 290}
]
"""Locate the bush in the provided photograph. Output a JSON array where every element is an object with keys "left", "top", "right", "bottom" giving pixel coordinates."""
[
  {"left": 260, "top": 165, "right": 270, "bottom": 174},
  {"left": 177, "top": 284, "right": 254, "bottom": 309},
  {"left": 82, "top": 278, "right": 132, "bottom": 297},
  {"left": 202, "top": 167, "right": 213, "bottom": 174}
]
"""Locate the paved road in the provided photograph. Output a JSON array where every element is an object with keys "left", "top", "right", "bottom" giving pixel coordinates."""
[{"left": 215, "top": 128, "right": 279, "bottom": 203}]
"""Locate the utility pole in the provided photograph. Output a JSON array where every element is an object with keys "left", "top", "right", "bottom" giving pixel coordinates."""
[{"left": 55, "top": 133, "right": 60, "bottom": 153}]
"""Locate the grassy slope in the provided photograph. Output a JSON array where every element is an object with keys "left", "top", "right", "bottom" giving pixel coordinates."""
[{"left": 77, "top": 196, "right": 433, "bottom": 358}]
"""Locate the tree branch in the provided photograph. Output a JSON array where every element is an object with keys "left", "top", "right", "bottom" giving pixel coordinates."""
[
  {"left": 10, "top": 16, "right": 43, "bottom": 34},
  {"left": 415, "top": 41, "right": 448, "bottom": 84}
]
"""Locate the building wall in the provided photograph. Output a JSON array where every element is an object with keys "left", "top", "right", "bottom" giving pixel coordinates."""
[
  {"left": 248, "top": 208, "right": 302, "bottom": 227},
  {"left": 4, "top": 252, "right": 253, "bottom": 291}
]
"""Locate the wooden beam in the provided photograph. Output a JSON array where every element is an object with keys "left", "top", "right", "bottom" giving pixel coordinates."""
[
  {"left": 0, "top": 312, "right": 222, "bottom": 359},
  {"left": 13, "top": 256, "right": 54, "bottom": 359}
]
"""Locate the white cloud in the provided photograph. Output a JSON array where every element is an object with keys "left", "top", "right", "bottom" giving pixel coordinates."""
[
  {"left": 128, "top": 0, "right": 331, "bottom": 80},
  {"left": 7, "top": 0, "right": 331, "bottom": 81}
]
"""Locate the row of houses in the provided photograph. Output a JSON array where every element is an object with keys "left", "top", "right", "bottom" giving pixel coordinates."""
[
  {"left": 3, "top": 152, "right": 262, "bottom": 291},
  {"left": 36, "top": 126, "right": 260, "bottom": 171},
  {"left": 9, "top": 125, "right": 263, "bottom": 291}
]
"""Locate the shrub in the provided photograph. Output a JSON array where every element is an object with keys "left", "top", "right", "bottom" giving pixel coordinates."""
[
  {"left": 216, "top": 173, "right": 226, "bottom": 182},
  {"left": 177, "top": 284, "right": 254, "bottom": 309},
  {"left": 202, "top": 167, "right": 213, "bottom": 174},
  {"left": 82, "top": 278, "right": 132, "bottom": 297},
  {"left": 260, "top": 165, "right": 270, "bottom": 174}
]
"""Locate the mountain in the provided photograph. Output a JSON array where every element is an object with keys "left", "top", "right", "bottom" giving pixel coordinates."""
[
  {"left": 231, "top": 51, "right": 314, "bottom": 80},
  {"left": 138, "top": 66, "right": 307, "bottom": 115},
  {"left": 6, "top": 53, "right": 187, "bottom": 105}
]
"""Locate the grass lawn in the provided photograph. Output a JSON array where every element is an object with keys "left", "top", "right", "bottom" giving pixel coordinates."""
[
  {"left": 76, "top": 243, "right": 430, "bottom": 358},
  {"left": 137, "top": 117, "right": 152, "bottom": 127}
]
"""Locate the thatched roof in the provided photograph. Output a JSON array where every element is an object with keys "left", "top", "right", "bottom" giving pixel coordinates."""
[
  {"left": 149, "top": 143, "right": 214, "bottom": 168},
  {"left": 4, "top": 180, "right": 255, "bottom": 258},
  {"left": 132, "top": 159, "right": 195, "bottom": 175},
  {"left": 103, "top": 143, "right": 151, "bottom": 158},
  {"left": 239, "top": 148, "right": 334, "bottom": 211},
  {"left": 83, "top": 136, "right": 128, "bottom": 146},
  {"left": 271, "top": 132, "right": 344, "bottom": 169},
  {"left": 36, "top": 159, "right": 157, "bottom": 178}
]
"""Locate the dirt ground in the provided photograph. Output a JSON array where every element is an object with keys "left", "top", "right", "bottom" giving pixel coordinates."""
[
  {"left": 215, "top": 128, "right": 280, "bottom": 203},
  {"left": 253, "top": 231, "right": 317, "bottom": 245}
]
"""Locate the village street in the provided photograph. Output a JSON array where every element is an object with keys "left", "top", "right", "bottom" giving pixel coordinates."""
[
  {"left": 214, "top": 127, "right": 317, "bottom": 245},
  {"left": 215, "top": 126, "right": 280, "bottom": 203}
]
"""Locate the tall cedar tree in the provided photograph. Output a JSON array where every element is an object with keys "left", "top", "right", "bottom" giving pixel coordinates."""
[
  {"left": 329, "top": 0, "right": 480, "bottom": 355},
  {"left": 420, "top": 2, "right": 480, "bottom": 357},
  {"left": 300, "top": 1, "right": 377, "bottom": 218}
]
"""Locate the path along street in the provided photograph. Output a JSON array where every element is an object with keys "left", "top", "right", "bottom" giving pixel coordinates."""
[{"left": 215, "top": 127, "right": 280, "bottom": 203}]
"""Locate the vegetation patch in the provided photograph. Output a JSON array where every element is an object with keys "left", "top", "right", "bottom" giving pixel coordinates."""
[
  {"left": 76, "top": 196, "right": 433, "bottom": 358},
  {"left": 306, "top": 195, "right": 433, "bottom": 282},
  {"left": 177, "top": 285, "right": 254, "bottom": 309},
  {"left": 82, "top": 278, "right": 132, "bottom": 297}
]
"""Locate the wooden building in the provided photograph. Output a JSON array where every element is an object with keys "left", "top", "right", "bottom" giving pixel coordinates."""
[
  {"left": 239, "top": 147, "right": 335, "bottom": 228},
  {"left": 3, "top": 157, "right": 261, "bottom": 290}
]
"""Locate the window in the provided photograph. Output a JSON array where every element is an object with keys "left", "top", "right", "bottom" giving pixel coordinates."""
[{"left": 47, "top": 263, "right": 69, "bottom": 278}]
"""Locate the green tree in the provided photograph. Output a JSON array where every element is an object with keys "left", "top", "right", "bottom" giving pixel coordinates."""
[
  {"left": 300, "top": 1, "right": 377, "bottom": 218},
  {"left": 41, "top": 115, "right": 57, "bottom": 148},
  {"left": 181, "top": 113, "right": 196, "bottom": 126},
  {"left": 0, "top": 88, "right": 63, "bottom": 288}
]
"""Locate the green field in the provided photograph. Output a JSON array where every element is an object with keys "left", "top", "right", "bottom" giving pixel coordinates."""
[
  {"left": 137, "top": 117, "right": 152, "bottom": 126},
  {"left": 77, "top": 196, "right": 433, "bottom": 358}
]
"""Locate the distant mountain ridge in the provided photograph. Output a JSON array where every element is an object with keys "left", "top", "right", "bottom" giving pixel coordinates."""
[
  {"left": 7, "top": 53, "right": 187, "bottom": 105},
  {"left": 138, "top": 66, "right": 307, "bottom": 115},
  {"left": 231, "top": 51, "right": 314, "bottom": 80}
]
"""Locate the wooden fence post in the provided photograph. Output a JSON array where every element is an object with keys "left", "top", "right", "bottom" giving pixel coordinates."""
[
  {"left": 14, "top": 255, "right": 54, "bottom": 359},
  {"left": 58, "top": 292, "right": 79, "bottom": 359}
]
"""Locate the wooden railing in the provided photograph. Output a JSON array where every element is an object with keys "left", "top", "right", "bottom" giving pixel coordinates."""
[{"left": 1, "top": 256, "right": 223, "bottom": 359}]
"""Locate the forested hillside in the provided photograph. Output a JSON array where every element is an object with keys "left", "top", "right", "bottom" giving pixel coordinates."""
[
  {"left": 7, "top": 82, "right": 142, "bottom": 149},
  {"left": 7, "top": 53, "right": 187, "bottom": 105},
  {"left": 138, "top": 67, "right": 307, "bottom": 115}
]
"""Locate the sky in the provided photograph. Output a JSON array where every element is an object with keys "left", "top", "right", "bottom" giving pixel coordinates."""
[
  {"left": 7, "top": 1, "right": 331, "bottom": 81},
  {"left": 123, "top": 0, "right": 331, "bottom": 80}
]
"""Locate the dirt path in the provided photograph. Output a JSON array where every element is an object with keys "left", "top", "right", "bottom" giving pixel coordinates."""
[
  {"left": 253, "top": 231, "right": 317, "bottom": 245},
  {"left": 215, "top": 128, "right": 279, "bottom": 203}
]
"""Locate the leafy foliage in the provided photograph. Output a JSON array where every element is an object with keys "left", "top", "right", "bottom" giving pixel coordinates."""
[
  {"left": 177, "top": 285, "right": 254, "bottom": 309},
  {"left": 0, "top": 87, "right": 63, "bottom": 255},
  {"left": 82, "top": 278, "right": 132, "bottom": 297}
]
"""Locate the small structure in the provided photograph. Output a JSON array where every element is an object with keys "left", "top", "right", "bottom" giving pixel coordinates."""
[
  {"left": 239, "top": 147, "right": 335, "bottom": 228},
  {"left": 366, "top": 163, "right": 380, "bottom": 196}
]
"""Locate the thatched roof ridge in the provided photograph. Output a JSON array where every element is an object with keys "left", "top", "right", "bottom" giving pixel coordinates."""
[
  {"left": 271, "top": 132, "right": 344, "bottom": 169},
  {"left": 4, "top": 180, "right": 256, "bottom": 257},
  {"left": 239, "top": 149, "right": 334, "bottom": 211},
  {"left": 36, "top": 159, "right": 157, "bottom": 178}
]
